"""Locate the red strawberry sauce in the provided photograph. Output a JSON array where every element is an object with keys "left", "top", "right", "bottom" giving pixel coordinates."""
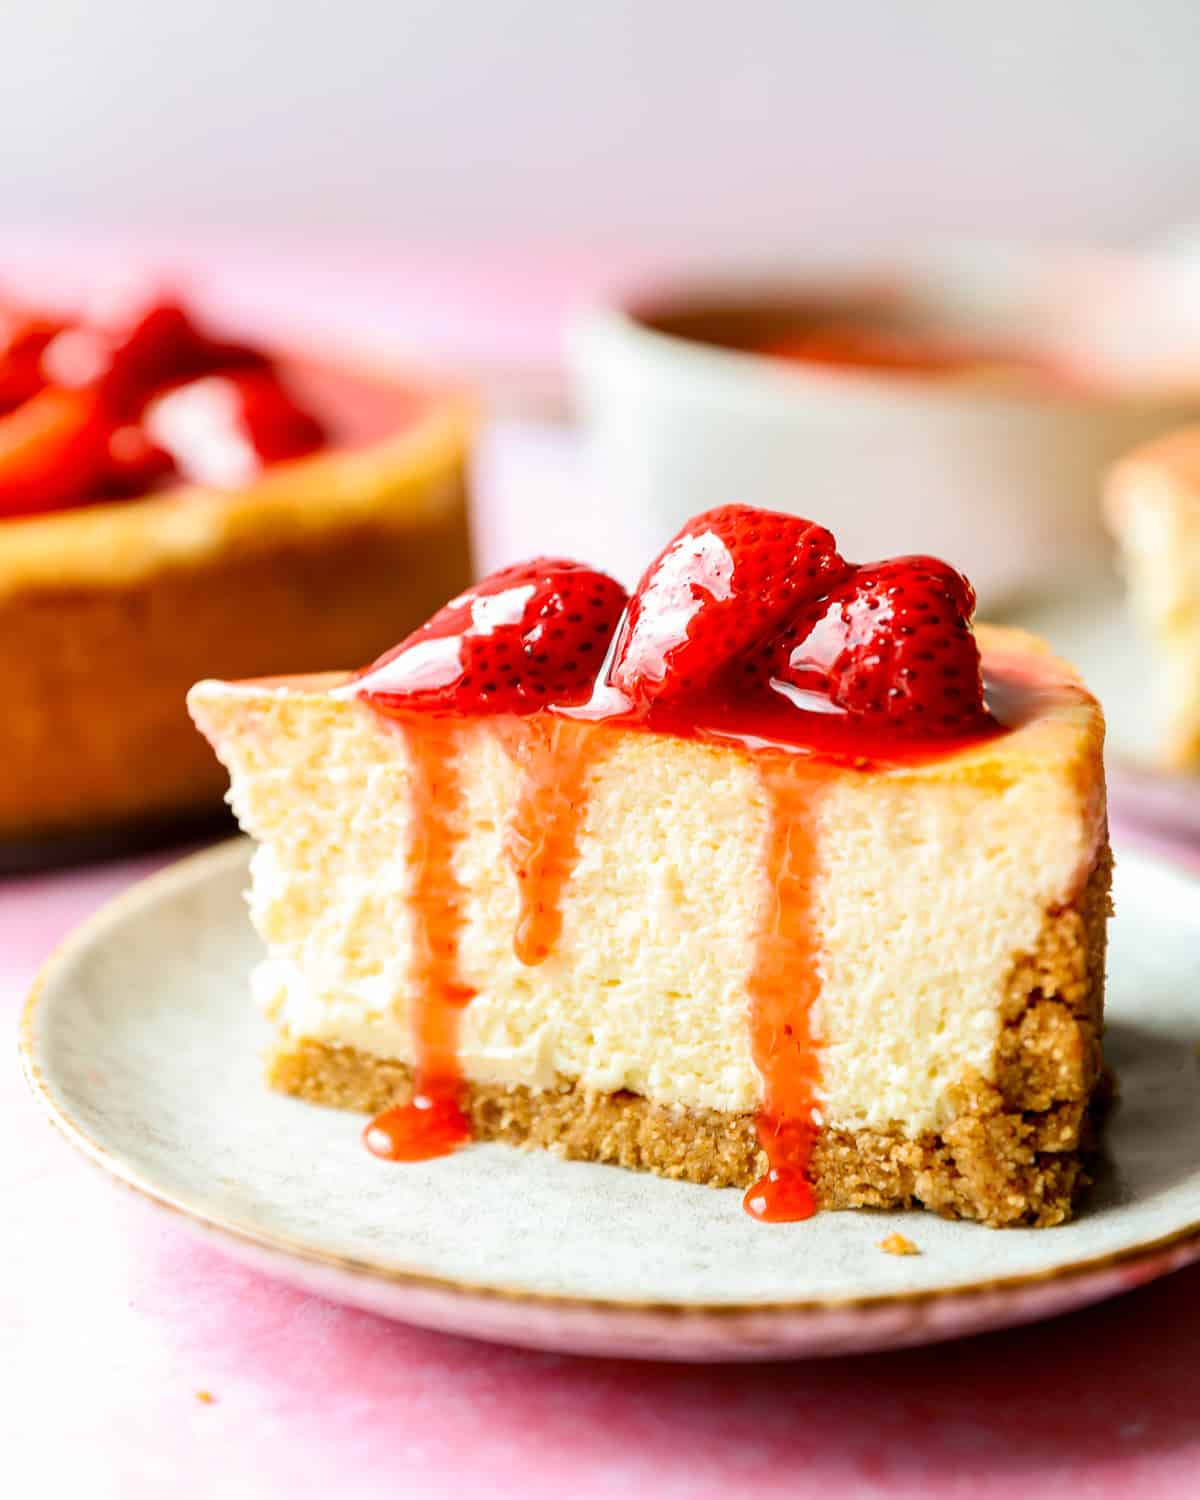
[
  {"left": 355, "top": 518, "right": 1077, "bottom": 1218},
  {"left": 0, "top": 293, "right": 331, "bottom": 518},
  {"left": 363, "top": 723, "right": 476, "bottom": 1161},
  {"left": 494, "top": 717, "right": 598, "bottom": 968}
]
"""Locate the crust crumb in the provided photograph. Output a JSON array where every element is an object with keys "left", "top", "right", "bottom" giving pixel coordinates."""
[{"left": 878, "top": 1232, "right": 920, "bottom": 1256}]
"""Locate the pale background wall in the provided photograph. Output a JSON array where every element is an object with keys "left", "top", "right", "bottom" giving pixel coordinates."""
[{"left": 3, "top": 0, "right": 1199, "bottom": 252}]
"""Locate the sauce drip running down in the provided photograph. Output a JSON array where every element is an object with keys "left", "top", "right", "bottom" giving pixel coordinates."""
[
  {"left": 742, "top": 757, "right": 829, "bottom": 1222},
  {"left": 495, "top": 717, "right": 597, "bottom": 967},
  {"left": 364, "top": 722, "right": 475, "bottom": 1162}
]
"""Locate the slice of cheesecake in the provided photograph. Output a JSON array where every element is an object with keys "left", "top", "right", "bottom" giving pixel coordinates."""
[
  {"left": 190, "top": 506, "right": 1110, "bottom": 1227},
  {"left": 1105, "top": 426, "right": 1200, "bottom": 770}
]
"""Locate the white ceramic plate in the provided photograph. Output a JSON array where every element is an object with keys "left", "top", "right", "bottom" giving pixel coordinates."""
[{"left": 19, "top": 838, "right": 1200, "bottom": 1362}]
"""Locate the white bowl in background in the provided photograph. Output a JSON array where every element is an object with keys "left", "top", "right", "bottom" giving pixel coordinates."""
[{"left": 568, "top": 249, "right": 1200, "bottom": 606}]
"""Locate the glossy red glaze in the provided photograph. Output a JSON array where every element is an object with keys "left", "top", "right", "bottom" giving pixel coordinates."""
[
  {"left": 495, "top": 717, "right": 597, "bottom": 966},
  {"left": 0, "top": 292, "right": 328, "bottom": 519},
  {"left": 143, "top": 369, "right": 325, "bottom": 489},
  {"left": 609, "top": 505, "right": 848, "bottom": 707},
  {"left": 765, "top": 556, "right": 984, "bottom": 734},
  {"left": 85, "top": 299, "right": 266, "bottom": 416},
  {"left": 0, "top": 315, "right": 64, "bottom": 414},
  {"left": 744, "top": 1163, "right": 818, "bottom": 1222},
  {"left": 0, "top": 388, "right": 110, "bottom": 518},
  {"left": 358, "top": 559, "right": 627, "bottom": 717},
  {"left": 563, "top": 674, "right": 1004, "bottom": 768},
  {"left": 101, "top": 423, "right": 177, "bottom": 498},
  {"left": 365, "top": 1090, "right": 470, "bottom": 1163},
  {"left": 605, "top": 508, "right": 988, "bottom": 740},
  {"left": 740, "top": 756, "right": 828, "bottom": 1221},
  {"left": 363, "top": 722, "right": 474, "bottom": 1162}
]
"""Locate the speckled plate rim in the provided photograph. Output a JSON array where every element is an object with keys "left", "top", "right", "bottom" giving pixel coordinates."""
[{"left": 17, "top": 836, "right": 1200, "bottom": 1358}]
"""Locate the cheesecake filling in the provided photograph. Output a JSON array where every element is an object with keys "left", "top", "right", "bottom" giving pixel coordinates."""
[{"left": 238, "top": 675, "right": 1099, "bottom": 1134}]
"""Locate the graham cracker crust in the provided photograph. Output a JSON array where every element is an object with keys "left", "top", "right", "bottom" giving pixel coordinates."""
[{"left": 269, "top": 842, "right": 1113, "bottom": 1229}]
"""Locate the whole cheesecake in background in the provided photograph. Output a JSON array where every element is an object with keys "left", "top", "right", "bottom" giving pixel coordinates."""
[
  {"left": 190, "top": 504, "right": 1111, "bottom": 1228},
  {"left": 1105, "top": 427, "right": 1200, "bottom": 771},
  {"left": 0, "top": 288, "right": 473, "bottom": 847}
]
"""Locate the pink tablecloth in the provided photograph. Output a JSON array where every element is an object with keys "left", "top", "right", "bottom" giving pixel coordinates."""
[
  {"left": 5, "top": 240, "right": 1200, "bottom": 1497},
  {"left": 4, "top": 843, "right": 1200, "bottom": 1499}
]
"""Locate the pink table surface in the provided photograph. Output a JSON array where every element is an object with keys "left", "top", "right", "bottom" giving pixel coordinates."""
[
  {"left": 5, "top": 239, "right": 1200, "bottom": 1497},
  {"left": 5, "top": 841, "right": 1200, "bottom": 1500}
]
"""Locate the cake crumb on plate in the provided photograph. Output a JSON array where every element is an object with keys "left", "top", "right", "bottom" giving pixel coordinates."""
[{"left": 878, "top": 1232, "right": 920, "bottom": 1256}]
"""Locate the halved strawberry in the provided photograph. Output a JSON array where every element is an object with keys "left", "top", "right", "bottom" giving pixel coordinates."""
[
  {"left": 0, "top": 387, "right": 110, "bottom": 518},
  {"left": 0, "top": 313, "right": 63, "bottom": 414},
  {"left": 100, "top": 423, "right": 178, "bottom": 497},
  {"left": 358, "top": 558, "right": 629, "bottom": 714},
  {"left": 43, "top": 296, "right": 267, "bottom": 417},
  {"left": 609, "top": 504, "right": 849, "bottom": 704},
  {"left": 760, "top": 555, "right": 985, "bottom": 733},
  {"left": 143, "top": 369, "right": 325, "bottom": 489},
  {"left": 230, "top": 368, "right": 326, "bottom": 466}
]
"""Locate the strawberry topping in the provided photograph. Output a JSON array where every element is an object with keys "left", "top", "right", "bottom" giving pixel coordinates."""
[
  {"left": 44, "top": 296, "right": 266, "bottom": 418},
  {"left": 0, "top": 388, "right": 111, "bottom": 518},
  {"left": 760, "top": 555, "right": 985, "bottom": 733},
  {"left": 0, "top": 314, "right": 64, "bottom": 415},
  {"left": 357, "top": 507, "right": 991, "bottom": 751},
  {"left": 0, "top": 289, "right": 326, "bottom": 519},
  {"left": 143, "top": 369, "right": 325, "bottom": 489},
  {"left": 99, "top": 423, "right": 178, "bottom": 498},
  {"left": 609, "top": 504, "right": 850, "bottom": 704},
  {"left": 359, "top": 558, "right": 629, "bottom": 715}
]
